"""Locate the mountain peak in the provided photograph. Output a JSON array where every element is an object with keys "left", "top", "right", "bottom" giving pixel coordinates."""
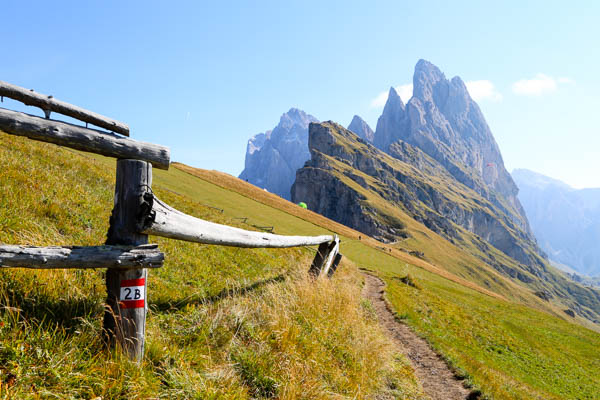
[
  {"left": 279, "top": 107, "right": 317, "bottom": 125},
  {"left": 414, "top": 59, "right": 446, "bottom": 84},
  {"left": 240, "top": 108, "right": 318, "bottom": 199},
  {"left": 450, "top": 75, "right": 467, "bottom": 90},
  {"left": 285, "top": 107, "right": 306, "bottom": 117},
  {"left": 384, "top": 86, "right": 405, "bottom": 113},
  {"left": 374, "top": 87, "right": 408, "bottom": 150},
  {"left": 372, "top": 59, "right": 529, "bottom": 236},
  {"left": 279, "top": 108, "right": 317, "bottom": 128},
  {"left": 413, "top": 61, "right": 447, "bottom": 103},
  {"left": 347, "top": 115, "right": 374, "bottom": 142}
]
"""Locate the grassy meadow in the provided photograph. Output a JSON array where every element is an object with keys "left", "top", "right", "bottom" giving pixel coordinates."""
[
  {"left": 0, "top": 132, "right": 424, "bottom": 399},
  {"left": 1, "top": 130, "right": 600, "bottom": 399}
]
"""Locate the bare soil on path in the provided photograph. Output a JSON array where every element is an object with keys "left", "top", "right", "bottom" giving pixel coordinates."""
[{"left": 362, "top": 272, "right": 474, "bottom": 400}]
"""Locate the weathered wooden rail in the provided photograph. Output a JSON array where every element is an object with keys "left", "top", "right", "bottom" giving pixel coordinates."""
[
  {"left": 0, "top": 108, "right": 170, "bottom": 169},
  {"left": 0, "top": 81, "right": 129, "bottom": 136},
  {"left": 0, "top": 83, "right": 342, "bottom": 362},
  {"left": 0, "top": 244, "right": 163, "bottom": 269},
  {"left": 137, "top": 194, "right": 334, "bottom": 248}
]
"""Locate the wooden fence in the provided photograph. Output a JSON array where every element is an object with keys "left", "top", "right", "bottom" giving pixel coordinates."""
[{"left": 0, "top": 81, "right": 342, "bottom": 362}]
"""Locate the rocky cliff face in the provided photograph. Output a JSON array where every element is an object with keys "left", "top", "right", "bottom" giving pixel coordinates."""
[
  {"left": 292, "top": 121, "right": 543, "bottom": 269},
  {"left": 374, "top": 60, "right": 532, "bottom": 237},
  {"left": 239, "top": 108, "right": 318, "bottom": 199},
  {"left": 513, "top": 169, "right": 600, "bottom": 277},
  {"left": 347, "top": 115, "right": 374, "bottom": 142}
]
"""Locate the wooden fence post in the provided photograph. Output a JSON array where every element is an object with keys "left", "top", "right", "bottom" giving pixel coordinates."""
[
  {"left": 327, "top": 253, "right": 343, "bottom": 277},
  {"left": 309, "top": 241, "right": 335, "bottom": 276},
  {"left": 103, "top": 159, "right": 152, "bottom": 362},
  {"left": 320, "top": 236, "right": 340, "bottom": 277}
]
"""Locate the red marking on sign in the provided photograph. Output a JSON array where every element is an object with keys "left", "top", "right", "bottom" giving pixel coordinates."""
[
  {"left": 119, "top": 278, "right": 146, "bottom": 309},
  {"left": 121, "top": 278, "right": 145, "bottom": 287},
  {"left": 120, "top": 299, "right": 145, "bottom": 309}
]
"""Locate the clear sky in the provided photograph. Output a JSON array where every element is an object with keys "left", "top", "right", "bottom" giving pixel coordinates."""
[{"left": 2, "top": 1, "right": 599, "bottom": 188}]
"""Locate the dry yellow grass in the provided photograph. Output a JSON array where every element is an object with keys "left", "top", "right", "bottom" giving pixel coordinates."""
[
  {"left": 222, "top": 265, "right": 426, "bottom": 399},
  {"left": 4, "top": 132, "right": 600, "bottom": 398}
]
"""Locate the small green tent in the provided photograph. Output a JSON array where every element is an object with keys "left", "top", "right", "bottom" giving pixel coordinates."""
[{"left": 297, "top": 202, "right": 307, "bottom": 209}]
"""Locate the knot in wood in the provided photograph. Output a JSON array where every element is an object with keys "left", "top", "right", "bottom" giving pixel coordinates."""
[{"left": 136, "top": 191, "right": 156, "bottom": 232}]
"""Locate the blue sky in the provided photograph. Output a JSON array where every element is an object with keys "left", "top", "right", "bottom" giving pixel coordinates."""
[{"left": 2, "top": 1, "right": 599, "bottom": 188}]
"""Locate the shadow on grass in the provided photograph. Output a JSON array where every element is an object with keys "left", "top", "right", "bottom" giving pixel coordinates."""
[
  {"left": 150, "top": 274, "right": 286, "bottom": 313},
  {"left": 1, "top": 289, "right": 102, "bottom": 332},
  {"left": 1, "top": 273, "right": 287, "bottom": 329},
  {"left": 0, "top": 269, "right": 104, "bottom": 333}
]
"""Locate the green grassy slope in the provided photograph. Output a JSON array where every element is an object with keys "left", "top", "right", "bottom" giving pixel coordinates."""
[
  {"left": 2, "top": 131, "right": 600, "bottom": 399},
  {"left": 0, "top": 132, "right": 424, "bottom": 399},
  {"left": 171, "top": 164, "right": 600, "bottom": 399}
]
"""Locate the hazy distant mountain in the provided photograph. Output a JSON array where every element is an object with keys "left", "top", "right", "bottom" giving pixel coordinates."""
[
  {"left": 513, "top": 169, "right": 600, "bottom": 277},
  {"left": 239, "top": 108, "right": 318, "bottom": 199},
  {"left": 347, "top": 115, "right": 374, "bottom": 142}
]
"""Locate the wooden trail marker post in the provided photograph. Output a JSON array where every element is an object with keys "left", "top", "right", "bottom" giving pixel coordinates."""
[{"left": 103, "top": 159, "right": 152, "bottom": 362}]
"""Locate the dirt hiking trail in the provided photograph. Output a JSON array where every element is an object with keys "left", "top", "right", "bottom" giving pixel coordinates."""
[{"left": 362, "top": 272, "right": 474, "bottom": 400}]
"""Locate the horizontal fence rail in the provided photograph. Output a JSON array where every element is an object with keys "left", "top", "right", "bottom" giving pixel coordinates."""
[
  {"left": 137, "top": 194, "right": 335, "bottom": 248},
  {"left": 0, "top": 80, "right": 130, "bottom": 136},
  {"left": 0, "top": 108, "right": 170, "bottom": 169},
  {"left": 0, "top": 244, "right": 164, "bottom": 269}
]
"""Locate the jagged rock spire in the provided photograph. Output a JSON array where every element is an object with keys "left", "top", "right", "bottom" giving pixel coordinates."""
[
  {"left": 347, "top": 115, "right": 374, "bottom": 142},
  {"left": 374, "top": 87, "right": 408, "bottom": 150},
  {"left": 373, "top": 59, "right": 531, "bottom": 235}
]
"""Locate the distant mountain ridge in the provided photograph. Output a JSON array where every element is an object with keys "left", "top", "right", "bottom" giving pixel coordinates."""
[
  {"left": 240, "top": 109, "right": 375, "bottom": 199},
  {"left": 241, "top": 59, "right": 535, "bottom": 258},
  {"left": 513, "top": 168, "right": 600, "bottom": 277},
  {"left": 288, "top": 57, "right": 545, "bottom": 267},
  {"left": 239, "top": 108, "right": 318, "bottom": 199}
]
